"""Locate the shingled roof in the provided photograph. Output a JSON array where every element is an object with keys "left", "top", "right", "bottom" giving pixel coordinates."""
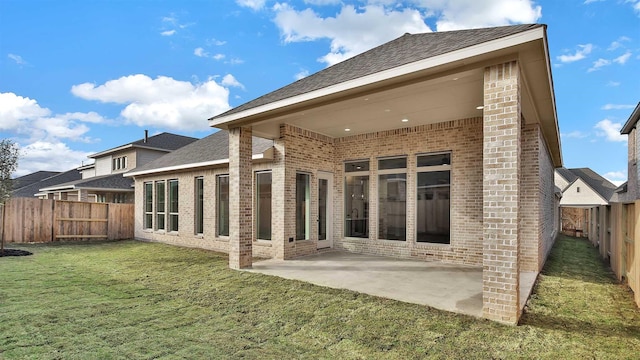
[
  {"left": 558, "top": 167, "right": 618, "bottom": 202},
  {"left": 211, "top": 24, "right": 543, "bottom": 121},
  {"left": 12, "top": 171, "right": 61, "bottom": 191},
  {"left": 11, "top": 169, "right": 81, "bottom": 198},
  {"left": 126, "top": 130, "right": 274, "bottom": 176},
  {"left": 90, "top": 132, "right": 198, "bottom": 158},
  {"left": 38, "top": 173, "right": 134, "bottom": 192}
]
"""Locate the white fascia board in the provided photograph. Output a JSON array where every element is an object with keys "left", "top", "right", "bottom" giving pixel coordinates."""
[
  {"left": 209, "top": 27, "right": 544, "bottom": 127},
  {"left": 39, "top": 184, "right": 76, "bottom": 192},
  {"left": 89, "top": 144, "right": 134, "bottom": 158},
  {"left": 124, "top": 148, "right": 274, "bottom": 177}
]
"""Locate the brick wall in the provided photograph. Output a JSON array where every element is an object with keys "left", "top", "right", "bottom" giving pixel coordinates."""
[{"left": 333, "top": 118, "right": 483, "bottom": 265}]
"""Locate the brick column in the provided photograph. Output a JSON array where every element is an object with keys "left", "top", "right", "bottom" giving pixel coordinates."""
[
  {"left": 482, "top": 61, "right": 521, "bottom": 324},
  {"left": 229, "top": 126, "right": 253, "bottom": 269}
]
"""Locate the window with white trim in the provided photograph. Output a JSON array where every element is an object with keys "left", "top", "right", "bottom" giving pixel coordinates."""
[
  {"left": 217, "top": 175, "right": 229, "bottom": 236},
  {"left": 296, "top": 173, "right": 310, "bottom": 240},
  {"left": 195, "top": 177, "right": 204, "bottom": 235},
  {"left": 345, "top": 160, "right": 369, "bottom": 238},
  {"left": 378, "top": 157, "right": 407, "bottom": 241},
  {"left": 168, "top": 179, "right": 179, "bottom": 232},
  {"left": 155, "top": 181, "right": 166, "bottom": 231},
  {"left": 256, "top": 172, "right": 272, "bottom": 240},
  {"left": 144, "top": 182, "right": 153, "bottom": 229},
  {"left": 416, "top": 152, "right": 451, "bottom": 244}
]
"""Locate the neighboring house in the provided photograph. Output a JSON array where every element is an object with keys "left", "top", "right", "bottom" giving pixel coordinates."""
[
  {"left": 11, "top": 171, "right": 61, "bottom": 192},
  {"left": 11, "top": 169, "right": 82, "bottom": 199},
  {"left": 606, "top": 102, "right": 640, "bottom": 306},
  {"left": 36, "top": 131, "right": 197, "bottom": 203},
  {"left": 554, "top": 167, "right": 617, "bottom": 239},
  {"left": 126, "top": 24, "right": 562, "bottom": 324}
]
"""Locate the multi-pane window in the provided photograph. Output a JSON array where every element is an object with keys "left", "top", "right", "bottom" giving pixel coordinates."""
[
  {"left": 217, "top": 175, "right": 230, "bottom": 236},
  {"left": 295, "top": 173, "right": 310, "bottom": 240},
  {"left": 345, "top": 160, "right": 369, "bottom": 238},
  {"left": 144, "top": 182, "right": 153, "bottom": 229},
  {"left": 155, "top": 181, "right": 165, "bottom": 230},
  {"left": 168, "top": 179, "right": 179, "bottom": 232},
  {"left": 416, "top": 152, "right": 451, "bottom": 244},
  {"left": 195, "top": 177, "right": 204, "bottom": 235},
  {"left": 112, "top": 156, "right": 128, "bottom": 170},
  {"left": 378, "top": 157, "right": 407, "bottom": 241},
  {"left": 256, "top": 172, "right": 272, "bottom": 240}
]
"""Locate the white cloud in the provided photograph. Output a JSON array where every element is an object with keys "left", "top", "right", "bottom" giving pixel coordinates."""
[
  {"left": 422, "top": 0, "right": 542, "bottom": 31},
  {"left": 627, "top": 0, "right": 640, "bottom": 15},
  {"left": 213, "top": 54, "right": 226, "bottom": 60},
  {"left": 557, "top": 44, "right": 593, "bottom": 63},
  {"left": 0, "top": 92, "right": 51, "bottom": 130},
  {"left": 274, "top": 4, "right": 431, "bottom": 66},
  {"left": 273, "top": 1, "right": 542, "bottom": 66},
  {"left": 588, "top": 58, "right": 611, "bottom": 72},
  {"left": 607, "top": 81, "right": 621, "bottom": 87},
  {"left": 15, "top": 141, "right": 93, "bottom": 177},
  {"left": 194, "top": 47, "right": 208, "bottom": 57},
  {"left": 608, "top": 36, "right": 631, "bottom": 51},
  {"left": 603, "top": 171, "right": 627, "bottom": 185},
  {"left": 304, "top": 0, "right": 341, "bottom": 5},
  {"left": 237, "top": 0, "right": 266, "bottom": 10},
  {"left": 561, "top": 130, "right": 588, "bottom": 139},
  {"left": 207, "top": 38, "right": 227, "bottom": 46},
  {"left": 71, "top": 74, "right": 233, "bottom": 131},
  {"left": 221, "top": 74, "right": 245, "bottom": 89},
  {"left": 594, "top": 119, "right": 626, "bottom": 142},
  {"left": 160, "top": 30, "right": 176, "bottom": 36},
  {"left": 584, "top": 0, "right": 605, "bottom": 4},
  {"left": 601, "top": 104, "right": 635, "bottom": 110},
  {"left": 295, "top": 69, "right": 310, "bottom": 80},
  {"left": 7, "top": 53, "right": 27, "bottom": 65},
  {"left": 614, "top": 51, "right": 632, "bottom": 64}
]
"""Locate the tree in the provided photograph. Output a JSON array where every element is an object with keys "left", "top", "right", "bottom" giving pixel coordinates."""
[{"left": 0, "top": 139, "right": 19, "bottom": 256}]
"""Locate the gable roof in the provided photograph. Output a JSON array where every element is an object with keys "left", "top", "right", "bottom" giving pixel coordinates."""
[
  {"left": 555, "top": 167, "right": 578, "bottom": 185},
  {"left": 559, "top": 167, "right": 618, "bottom": 202},
  {"left": 12, "top": 171, "right": 61, "bottom": 191},
  {"left": 211, "top": 24, "right": 543, "bottom": 122},
  {"left": 620, "top": 102, "right": 640, "bottom": 135},
  {"left": 11, "top": 169, "right": 82, "bottom": 198},
  {"left": 38, "top": 173, "right": 133, "bottom": 193},
  {"left": 125, "top": 130, "right": 274, "bottom": 177},
  {"left": 89, "top": 132, "right": 198, "bottom": 158}
]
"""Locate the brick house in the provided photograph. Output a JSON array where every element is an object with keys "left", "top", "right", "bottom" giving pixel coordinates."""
[{"left": 126, "top": 24, "right": 562, "bottom": 324}]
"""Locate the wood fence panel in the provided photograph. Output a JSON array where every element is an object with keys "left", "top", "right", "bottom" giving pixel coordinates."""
[
  {"left": 107, "top": 203, "right": 134, "bottom": 240},
  {"left": 1, "top": 198, "right": 133, "bottom": 243}
]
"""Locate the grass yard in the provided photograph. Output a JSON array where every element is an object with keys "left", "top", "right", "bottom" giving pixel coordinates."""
[{"left": 1, "top": 235, "right": 639, "bottom": 359}]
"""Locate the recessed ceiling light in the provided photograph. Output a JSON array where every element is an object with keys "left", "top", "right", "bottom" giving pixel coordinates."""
[
  {"left": 401, "top": 118, "right": 409, "bottom": 122},
  {"left": 452, "top": 77, "right": 459, "bottom": 81},
  {"left": 384, "top": 109, "right": 391, "bottom": 112},
  {"left": 345, "top": 128, "right": 351, "bottom": 132},
  {"left": 476, "top": 105, "right": 484, "bottom": 110},
  {"left": 364, "top": 98, "right": 369, "bottom": 101}
]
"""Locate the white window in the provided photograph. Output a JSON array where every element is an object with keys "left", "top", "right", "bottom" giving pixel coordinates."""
[
  {"left": 217, "top": 175, "right": 229, "bottom": 236},
  {"left": 168, "top": 179, "right": 179, "bottom": 232},
  {"left": 256, "top": 172, "right": 272, "bottom": 240},
  {"left": 345, "top": 160, "right": 369, "bottom": 238},
  {"left": 296, "top": 173, "right": 311, "bottom": 240},
  {"left": 378, "top": 157, "right": 407, "bottom": 241},
  {"left": 416, "top": 152, "right": 451, "bottom": 244},
  {"left": 144, "top": 182, "right": 153, "bottom": 229}
]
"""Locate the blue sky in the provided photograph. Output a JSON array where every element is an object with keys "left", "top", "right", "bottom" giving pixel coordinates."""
[{"left": 1, "top": 0, "right": 638, "bottom": 184}]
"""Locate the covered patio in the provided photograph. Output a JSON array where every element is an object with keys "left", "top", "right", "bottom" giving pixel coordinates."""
[{"left": 248, "top": 251, "right": 538, "bottom": 318}]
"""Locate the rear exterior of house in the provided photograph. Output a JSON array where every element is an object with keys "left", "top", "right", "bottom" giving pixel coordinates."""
[{"left": 128, "top": 24, "right": 562, "bottom": 324}]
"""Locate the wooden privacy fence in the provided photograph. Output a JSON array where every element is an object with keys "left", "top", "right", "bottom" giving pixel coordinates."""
[{"left": 0, "top": 198, "right": 134, "bottom": 243}]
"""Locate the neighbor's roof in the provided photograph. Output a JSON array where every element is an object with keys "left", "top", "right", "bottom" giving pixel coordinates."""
[
  {"left": 38, "top": 173, "right": 134, "bottom": 193},
  {"left": 555, "top": 167, "right": 579, "bottom": 184},
  {"left": 12, "top": 171, "right": 61, "bottom": 191},
  {"left": 11, "top": 169, "right": 81, "bottom": 198},
  {"left": 560, "top": 167, "right": 618, "bottom": 202},
  {"left": 125, "top": 130, "right": 274, "bottom": 177},
  {"left": 620, "top": 102, "right": 640, "bottom": 135},
  {"left": 89, "top": 132, "right": 198, "bottom": 158},
  {"left": 210, "top": 24, "right": 544, "bottom": 122}
]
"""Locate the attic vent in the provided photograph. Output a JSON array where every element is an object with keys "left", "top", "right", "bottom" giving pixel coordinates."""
[{"left": 577, "top": 187, "right": 580, "bottom": 193}]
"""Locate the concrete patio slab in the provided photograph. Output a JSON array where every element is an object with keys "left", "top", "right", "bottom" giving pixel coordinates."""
[
  {"left": 248, "top": 252, "right": 540, "bottom": 318},
  {"left": 247, "top": 251, "right": 485, "bottom": 317}
]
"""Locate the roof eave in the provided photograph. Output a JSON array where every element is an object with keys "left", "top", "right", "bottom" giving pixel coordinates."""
[
  {"left": 124, "top": 147, "right": 274, "bottom": 177},
  {"left": 621, "top": 102, "right": 640, "bottom": 135},
  {"left": 208, "top": 26, "right": 547, "bottom": 129}
]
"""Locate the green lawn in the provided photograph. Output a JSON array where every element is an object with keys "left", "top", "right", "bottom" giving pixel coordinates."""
[{"left": 1, "top": 235, "right": 639, "bottom": 359}]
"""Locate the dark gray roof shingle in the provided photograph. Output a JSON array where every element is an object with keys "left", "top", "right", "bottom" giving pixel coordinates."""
[
  {"left": 568, "top": 168, "right": 618, "bottom": 201},
  {"left": 129, "top": 130, "right": 274, "bottom": 175},
  {"left": 91, "top": 132, "right": 198, "bottom": 157},
  {"left": 556, "top": 167, "right": 578, "bottom": 184},
  {"left": 11, "top": 169, "right": 82, "bottom": 198},
  {"left": 40, "top": 173, "right": 134, "bottom": 192},
  {"left": 211, "top": 24, "right": 543, "bottom": 120},
  {"left": 12, "top": 171, "right": 61, "bottom": 191}
]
